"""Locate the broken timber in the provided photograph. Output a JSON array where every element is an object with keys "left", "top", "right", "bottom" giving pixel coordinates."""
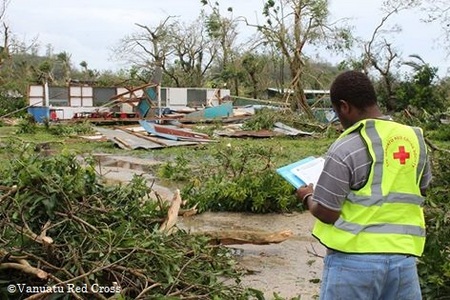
[
  {"left": 199, "top": 230, "right": 294, "bottom": 245},
  {"left": 159, "top": 189, "right": 182, "bottom": 234},
  {"left": 158, "top": 190, "right": 293, "bottom": 245}
]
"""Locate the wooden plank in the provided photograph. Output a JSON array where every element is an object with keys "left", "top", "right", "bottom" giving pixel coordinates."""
[
  {"left": 113, "top": 137, "right": 132, "bottom": 149},
  {"left": 198, "top": 229, "right": 294, "bottom": 245},
  {"left": 159, "top": 190, "right": 182, "bottom": 234}
]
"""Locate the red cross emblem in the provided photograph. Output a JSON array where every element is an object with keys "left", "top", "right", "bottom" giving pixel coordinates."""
[{"left": 393, "top": 146, "right": 410, "bottom": 164}]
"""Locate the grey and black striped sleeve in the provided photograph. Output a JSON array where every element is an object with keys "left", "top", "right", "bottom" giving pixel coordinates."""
[
  {"left": 420, "top": 156, "right": 432, "bottom": 191},
  {"left": 312, "top": 133, "right": 371, "bottom": 211}
]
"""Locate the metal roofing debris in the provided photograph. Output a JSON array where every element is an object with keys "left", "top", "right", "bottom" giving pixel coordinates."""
[
  {"left": 273, "top": 122, "right": 313, "bottom": 136},
  {"left": 95, "top": 127, "right": 198, "bottom": 150},
  {"left": 213, "top": 122, "right": 314, "bottom": 138},
  {"left": 139, "top": 120, "right": 212, "bottom": 142},
  {"left": 214, "top": 129, "right": 282, "bottom": 138},
  {"left": 86, "top": 101, "right": 320, "bottom": 148},
  {"left": 183, "top": 101, "right": 233, "bottom": 120}
]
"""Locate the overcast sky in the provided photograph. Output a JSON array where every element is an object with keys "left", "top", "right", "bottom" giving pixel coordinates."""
[{"left": 6, "top": 0, "right": 448, "bottom": 77}]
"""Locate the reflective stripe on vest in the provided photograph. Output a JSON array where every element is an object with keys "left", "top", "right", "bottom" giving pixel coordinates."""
[
  {"left": 334, "top": 217, "right": 426, "bottom": 237},
  {"left": 413, "top": 127, "right": 428, "bottom": 185},
  {"left": 312, "top": 119, "right": 427, "bottom": 256},
  {"left": 347, "top": 192, "right": 424, "bottom": 206}
]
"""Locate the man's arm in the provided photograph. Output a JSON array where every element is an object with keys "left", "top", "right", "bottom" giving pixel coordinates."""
[
  {"left": 305, "top": 196, "right": 340, "bottom": 224},
  {"left": 296, "top": 134, "right": 369, "bottom": 224},
  {"left": 420, "top": 156, "right": 432, "bottom": 197},
  {"left": 296, "top": 185, "right": 340, "bottom": 224}
]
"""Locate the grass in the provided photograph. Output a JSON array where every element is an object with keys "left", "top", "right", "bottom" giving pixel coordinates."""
[{"left": 124, "top": 135, "right": 334, "bottom": 169}]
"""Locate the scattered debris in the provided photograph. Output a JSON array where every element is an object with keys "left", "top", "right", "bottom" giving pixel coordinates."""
[
  {"left": 201, "top": 229, "right": 294, "bottom": 245},
  {"left": 159, "top": 189, "right": 183, "bottom": 234},
  {"left": 184, "top": 101, "right": 233, "bottom": 120},
  {"left": 139, "top": 120, "right": 212, "bottom": 142},
  {"left": 215, "top": 129, "right": 282, "bottom": 138},
  {"left": 157, "top": 188, "right": 293, "bottom": 245},
  {"left": 273, "top": 122, "right": 314, "bottom": 136},
  {"left": 74, "top": 102, "right": 331, "bottom": 149},
  {"left": 94, "top": 127, "right": 198, "bottom": 149}
]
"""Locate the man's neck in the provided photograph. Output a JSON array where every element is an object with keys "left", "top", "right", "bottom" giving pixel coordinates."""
[{"left": 357, "top": 106, "right": 384, "bottom": 121}]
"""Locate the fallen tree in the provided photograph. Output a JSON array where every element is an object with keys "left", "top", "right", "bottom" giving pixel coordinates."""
[{"left": 0, "top": 140, "right": 262, "bottom": 299}]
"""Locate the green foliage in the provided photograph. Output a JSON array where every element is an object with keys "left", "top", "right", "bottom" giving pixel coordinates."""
[
  {"left": 183, "top": 166, "right": 297, "bottom": 213},
  {"left": 15, "top": 119, "right": 95, "bottom": 137},
  {"left": 242, "top": 108, "right": 279, "bottom": 131},
  {"left": 428, "top": 125, "right": 450, "bottom": 141},
  {"left": 0, "top": 94, "right": 27, "bottom": 117},
  {"left": 16, "top": 114, "right": 37, "bottom": 134},
  {"left": 391, "top": 110, "right": 450, "bottom": 142},
  {"left": 160, "top": 142, "right": 299, "bottom": 213},
  {"left": 158, "top": 154, "right": 192, "bottom": 181},
  {"left": 46, "top": 121, "right": 94, "bottom": 136},
  {"left": 273, "top": 293, "right": 301, "bottom": 300},
  {"left": 395, "top": 59, "right": 445, "bottom": 113},
  {"left": 0, "top": 141, "right": 260, "bottom": 299},
  {"left": 241, "top": 107, "right": 328, "bottom": 134},
  {"left": 418, "top": 150, "right": 450, "bottom": 299}
]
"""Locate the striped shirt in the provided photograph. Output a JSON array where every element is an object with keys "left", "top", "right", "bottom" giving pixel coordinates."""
[{"left": 313, "top": 128, "right": 432, "bottom": 211}]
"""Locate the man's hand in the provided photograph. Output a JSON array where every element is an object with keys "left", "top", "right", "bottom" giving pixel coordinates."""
[
  {"left": 296, "top": 183, "right": 340, "bottom": 224},
  {"left": 296, "top": 183, "right": 314, "bottom": 203}
]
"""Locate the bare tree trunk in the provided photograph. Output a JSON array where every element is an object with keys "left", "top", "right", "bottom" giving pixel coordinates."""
[{"left": 288, "top": 62, "right": 313, "bottom": 119}]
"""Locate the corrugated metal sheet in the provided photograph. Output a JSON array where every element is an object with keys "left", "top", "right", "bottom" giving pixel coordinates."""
[
  {"left": 215, "top": 129, "right": 281, "bottom": 138},
  {"left": 139, "top": 121, "right": 211, "bottom": 142},
  {"left": 184, "top": 102, "right": 233, "bottom": 120},
  {"left": 273, "top": 122, "right": 313, "bottom": 136},
  {"left": 95, "top": 127, "right": 198, "bottom": 150}
]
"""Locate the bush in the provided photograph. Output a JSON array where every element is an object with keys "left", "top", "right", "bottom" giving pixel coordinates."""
[
  {"left": 46, "top": 121, "right": 94, "bottom": 136},
  {"left": 242, "top": 108, "right": 279, "bottom": 130},
  {"left": 418, "top": 150, "right": 450, "bottom": 299},
  {"left": 427, "top": 125, "right": 450, "bottom": 141},
  {"left": 159, "top": 142, "right": 299, "bottom": 213},
  {"left": 16, "top": 114, "right": 37, "bottom": 134}
]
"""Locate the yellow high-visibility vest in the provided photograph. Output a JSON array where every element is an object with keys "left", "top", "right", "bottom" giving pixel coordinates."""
[{"left": 312, "top": 119, "right": 427, "bottom": 256}]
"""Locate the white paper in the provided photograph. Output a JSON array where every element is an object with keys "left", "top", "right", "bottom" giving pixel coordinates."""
[{"left": 291, "top": 157, "right": 325, "bottom": 186}]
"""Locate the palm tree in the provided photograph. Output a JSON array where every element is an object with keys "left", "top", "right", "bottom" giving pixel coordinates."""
[{"left": 57, "top": 51, "right": 72, "bottom": 85}]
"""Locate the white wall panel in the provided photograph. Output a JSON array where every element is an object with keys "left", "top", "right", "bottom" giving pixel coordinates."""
[
  {"left": 83, "top": 98, "right": 93, "bottom": 107},
  {"left": 29, "top": 85, "right": 44, "bottom": 97},
  {"left": 30, "top": 98, "right": 44, "bottom": 106},
  {"left": 167, "top": 88, "right": 187, "bottom": 107},
  {"left": 70, "top": 87, "right": 82, "bottom": 97},
  {"left": 82, "top": 87, "right": 93, "bottom": 97},
  {"left": 71, "top": 98, "right": 82, "bottom": 107}
]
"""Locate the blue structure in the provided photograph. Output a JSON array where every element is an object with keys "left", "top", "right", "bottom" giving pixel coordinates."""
[{"left": 27, "top": 106, "right": 50, "bottom": 123}]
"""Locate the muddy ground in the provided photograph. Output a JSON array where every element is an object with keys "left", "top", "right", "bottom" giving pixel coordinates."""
[{"left": 95, "top": 154, "right": 325, "bottom": 300}]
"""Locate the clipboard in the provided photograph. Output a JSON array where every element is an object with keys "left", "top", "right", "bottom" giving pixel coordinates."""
[{"left": 276, "top": 156, "right": 325, "bottom": 188}]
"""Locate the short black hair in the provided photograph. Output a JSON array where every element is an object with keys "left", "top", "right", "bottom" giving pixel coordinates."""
[{"left": 330, "top": 71, "right": 377, "bottom": 111}]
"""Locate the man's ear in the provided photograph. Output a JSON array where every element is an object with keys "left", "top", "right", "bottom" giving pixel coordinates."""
[{"left": 339, "top": 100, "right": 351, "bottom": 114}]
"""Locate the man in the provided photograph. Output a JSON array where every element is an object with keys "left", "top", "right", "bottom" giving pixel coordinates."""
[{"left": 297, "top": 70, "right": 432, "bottom": 300}]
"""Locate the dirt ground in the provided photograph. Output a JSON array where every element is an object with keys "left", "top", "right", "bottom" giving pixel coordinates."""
[
  {"left": 180, "top": 212, "right": 325, "bottom": 299},
  {"left": 95, "top": 154, "right": 325, "bottom": 300}
]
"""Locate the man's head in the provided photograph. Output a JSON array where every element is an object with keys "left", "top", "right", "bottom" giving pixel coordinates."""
[{"left": 330, "top": 70, "right": 380, "bottom": 129}]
